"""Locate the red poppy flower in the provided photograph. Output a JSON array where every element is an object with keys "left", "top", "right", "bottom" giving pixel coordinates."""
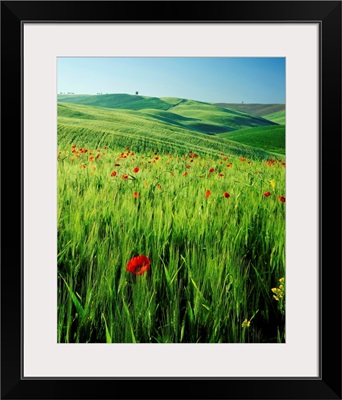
[
  {"left": 111, "top": 171, "right": 117, "bottom": 177},
  {"left": 209, "top": 168, "right": 215, "bottom": 173},
  {"left": 133, "top": 167, "right": 140, "bottom": 173},
  {"left": 240, "top": 157, "right": 246, "bottom": 162},
  {"left": 223, "top": 192, "right": 230, "bottom": 198},
  {"left": 264, "top": 191, "right": 271, "bottom": 197},
  {"left": 133, "top": 192, "right": 139, "bottom": 199},
  {"left": 182, "top": 172, "right": 188, "bottom": 176},
  {"left": 205, "top": 190, "right": 211, "bottom": 198},
  {"left": 279, "top": 195, "right": 286, "bottom": 203},
  {"left": 126, "top": 255, "right": 151, "bottom": 275},
  {"left": 219, "top": 173, "right": 224, "bottom": 177},
  {"left": 122, "top": 174, "right": 129, "bottom": 180}
]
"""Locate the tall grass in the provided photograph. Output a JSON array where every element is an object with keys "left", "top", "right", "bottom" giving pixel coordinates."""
[{"left": 57, "top": 145, "right": 285, "bottom": 343}]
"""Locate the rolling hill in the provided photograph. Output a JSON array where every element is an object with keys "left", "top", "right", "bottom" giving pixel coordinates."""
[
  {"left": 57, "top": 94, "right": 285, "bottom": 159},
  {"left": 213, "top": 103, "right": 285, "bottom": 117},
  {"left": 213, "top": 102, "right": 285, "bottom": 127},
  {"left": 220, "top": 125, "right": 285, "bottom": 155}
]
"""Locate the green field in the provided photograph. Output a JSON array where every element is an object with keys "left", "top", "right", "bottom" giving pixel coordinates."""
[
  {"left": 57, "top": 94, "right": 286, "bottom": 344},
  {"left": 263, "top": 111, "right": 286, "bottom": 125},
  {"left": 213, "top": 103, "right": 285, "bottom": 117},
  {"left": 220, "top": 125, "right": 286, "bottom": 155}
]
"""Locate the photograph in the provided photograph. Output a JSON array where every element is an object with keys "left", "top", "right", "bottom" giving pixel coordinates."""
[
  {"left": 1, "top": 0, "right": 341, "bottom": 398},
  {"left": 57, "top": 56, "right": 286, "bottom": 344}
]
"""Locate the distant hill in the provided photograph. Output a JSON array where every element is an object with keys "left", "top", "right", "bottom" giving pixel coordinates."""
[
  {"left": 213, "top": 103, "right": 285, "bottom": 117},
  {"left": 262, "top": 111, "right": 286, "bottom": 125},
  {"left": 58, "top": 94, "right": 278, "bottom": 135}
]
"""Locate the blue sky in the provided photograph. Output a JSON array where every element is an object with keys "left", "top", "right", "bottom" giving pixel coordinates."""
[{"left": 58, "top": 57, "right": 285, "bottom": 104}]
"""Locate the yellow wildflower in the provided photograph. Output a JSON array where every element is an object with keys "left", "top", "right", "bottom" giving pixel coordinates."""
[
  {"left": 242, "top": 319, "right": 251, "bottom": 328},
  {"left": 270, "top": 179, "right": 276, "bottom": 189}
]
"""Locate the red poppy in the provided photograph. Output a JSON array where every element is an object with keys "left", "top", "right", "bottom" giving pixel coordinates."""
[
  {"left": 279, "top": 195, "right": 286, "bottom": 203},
  {"left": 240, "top": 157, "right": 246, "bottom": 162},
  {"left": 264, "top": 191, "right": 271, "bottom": 197},
  {"left": 209, "top": 168, "right": 215, "bottom": 173},
  {"left": 126, "top": 255, "right": 151, "bottom": 275},
  {"left": 185, "top": 165, "right": 191, "bottom": 169},
  {"left": 133, "top": 192, "right": 139, "bottom": 199},
  {"left": 182, "top": 172, "right": 188, "bottom": 176},
  {"left": 223, "top": 192, "right": 230, "bottom": 198},
  {"left": 133, "top": 167, "right": 140, "bottom": 173},
  {"left": 219, "top": 173, "right": 224, "bottom": 177},
  {"left": 122, "top": 174, "right": 129, "bottom": 180},
  {"left": 71, "top": 145, "right": 76, "bottom": 149},
  {"left": 205, "top": 190, "right": 211, "bottom": 198},
  {"left": 111, "top": 171, "right": 117, "bottom": 177},
  {"left": 193, "top": 153, "right": 198, "bottom": 158}
]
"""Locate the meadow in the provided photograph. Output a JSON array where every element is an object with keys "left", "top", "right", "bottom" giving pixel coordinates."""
[{"left": 57, "top": 94, "right": 286, "bottom": 343}]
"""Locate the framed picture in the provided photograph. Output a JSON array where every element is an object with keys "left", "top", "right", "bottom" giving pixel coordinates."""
[{"left": 1, "top": 1, "right": 341, "bottom": 399}]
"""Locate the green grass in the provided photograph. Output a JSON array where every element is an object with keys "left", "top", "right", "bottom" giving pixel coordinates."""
[
  {"left": 213, "top": 103, "right": 285, "bottom": 117},
  {"left": 57, "top": 96, "right": 286, "bottom": 343},
  {"left": 58, "top": 93, "right": 179, "bottom": 110},
  {"left": 58, "top": 102, "right": 281, "bottom": 160},
  {"left": 220, "top": 125, "right": 285, "bottom": 155},
  {"left": 263, "top": 111, "right": 286, "bottom": 125},
  {"left": 57, "top": 144, "right": 286, "bottom": 344},
  {"left": 58, "top": 94, "right": 278, "bottom": 135}
]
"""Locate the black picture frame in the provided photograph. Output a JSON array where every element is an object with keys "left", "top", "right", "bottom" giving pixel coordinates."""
[{"left": 1, "top": 1, "right": 341, "bottom": 399}]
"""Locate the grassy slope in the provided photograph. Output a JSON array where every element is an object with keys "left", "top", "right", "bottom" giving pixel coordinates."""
[
  {"left": 262, "top": 111, "right": 286, "bottom": 125},
  {"left": 58, "top": 94, "right": 183, "bottom": 111},
  {"left": 213, "top": 103, "right": 285, "bottom": 117},
  {"left": 58, "top": 102, "right": 280, "bottom": 160},
  {"left": 58, "top": 94, "right": 285, "bottom": 158},
  {"left": 220, "top": 125, "right": 285, "bottom": 155},
  {"left": 58, "top": 93, "right": 278, "bottom": 135}
]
